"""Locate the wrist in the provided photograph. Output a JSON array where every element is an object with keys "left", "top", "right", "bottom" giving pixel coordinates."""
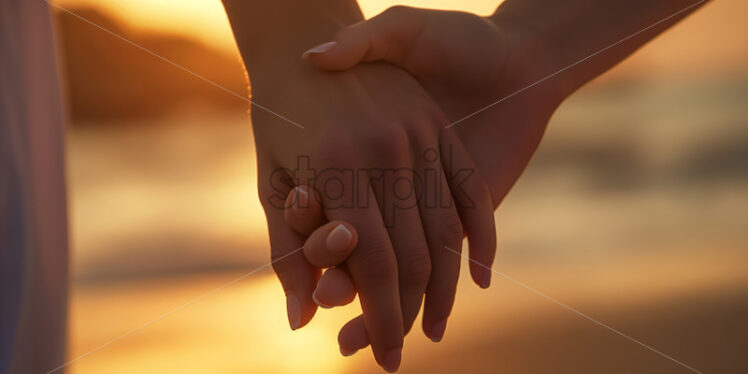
[
  {"left": 487, "top": 10, "right": 572, "bottom": 105},
  {"left": 223, "top": 0, "right": 363, "bottom": 80}
]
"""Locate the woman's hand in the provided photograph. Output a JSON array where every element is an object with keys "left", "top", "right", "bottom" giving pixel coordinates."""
[
  {"left": 283, "top": 184, "right": 470, "bottom": 356},
  {"left": 248, "top": 53, "right": 495, "bottom": 372},
  {"left": 222, "top": 0, "right": 703, "bottom": 369},
  {"left": 223, "top": 2, "right": 496, "bottom": 370}
]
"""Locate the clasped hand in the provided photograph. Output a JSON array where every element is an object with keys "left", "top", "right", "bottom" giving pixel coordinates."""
[{"left": 249, "top": 6, "right": 559, "bottom": 373}]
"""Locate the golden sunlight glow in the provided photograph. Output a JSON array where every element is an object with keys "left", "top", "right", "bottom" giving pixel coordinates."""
[
  {"left": 359, "top": 0, "right": 499, "bottom": 16},
  {"left": 70, "top": 275, "right": 360, "bottom": 373},
  {"left": 54, "top": 0, "right": 748, "bottom": 75},
  {"left": 55, "top": 0, "right": 500, "bottom": 53},
  {"left": 56, "top": 0, "right": 238, "bottom": 51},
  {"left": 55, "top": 0, "right": 747, "bottom": 372}
]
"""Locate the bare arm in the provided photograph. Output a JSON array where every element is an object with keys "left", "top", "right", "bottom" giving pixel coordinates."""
[
  {"left": 221, "top": 0, "right": 362, "bottom": 84},
  {"left": 490, "top": 0, "right": 708, "bottom": 97}
]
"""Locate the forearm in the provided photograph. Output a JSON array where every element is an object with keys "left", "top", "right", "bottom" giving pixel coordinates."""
[
  {"left": 490, "top": 0, "right": 709, "bottom": 97},
  {"left": 222, "top": 0, "right": 363, "bottom": 81}
]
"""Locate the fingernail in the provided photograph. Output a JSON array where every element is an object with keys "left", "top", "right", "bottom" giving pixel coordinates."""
[
  {"left": 327, "top": 224, "right": 352, "bottom": 252},
  {"left": 302, "top": 41, "right": 337, "bottom": 59},
  {"left": 312, "top": 287, "right": 332, "bottom": 309},
  {"left": 295, "top": 187, "right": 309, "bottom": 208},
  {"left": 429, "top": 319, "right": 447, "bottom": 342},
  {"left": 382, "top": 349, "right": 401, "bottom": 373},
  {"left": 479, "top": 270, "right": 491, "bottom": 289},
  {"left": 286, "top": 294, "right": 301, "bottom": 330},
  {"left": 284, "top": 188, "right": 297, "bottom": 209},
  {"left": 285, "top": 186, "right": 309, "bottom": 210},
  {"left": 340, "top": 346, "right": 358, "bottom": 357}
]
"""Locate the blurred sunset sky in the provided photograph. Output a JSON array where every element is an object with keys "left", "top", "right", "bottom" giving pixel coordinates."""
[
  {"left": 47, "top": 0, "right": 747, "bottom": 373},
  {"left": 56, "top": 0, "right": 501, "bottom": 52},
  {"left": 56, "top": 0, "right": 748, "bottom": 74}
]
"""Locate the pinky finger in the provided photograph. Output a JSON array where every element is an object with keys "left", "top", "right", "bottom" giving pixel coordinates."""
[{"left": 441, "top": 132, "right": 497, "bottom": 288}]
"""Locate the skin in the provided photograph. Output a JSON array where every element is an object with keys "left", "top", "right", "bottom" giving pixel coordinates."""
[
  {"left": 222, "top": 0, "right": 707, "bottom": 369},
  {"left": 305, "top": 0, "right": 709, "bottom": 209},
  {"left": 295, "top": 0, "right": 709, "bottom": 359},
  {"left": 221, "top": 1, "right": 496, "bottom": 370}
]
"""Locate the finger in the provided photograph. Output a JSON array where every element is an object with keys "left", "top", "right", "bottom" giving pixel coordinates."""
[
  {"left": 338, "top": 315, "right": 370, "bottom": 357},
  {"left": 284, "top": 185, "right": 326, "bottom": 236},
  {"left": 417, "top": 154, "right": 463, "bottom": 342},
  {"left": 313, "top": 267, "right": 356, "bottom": 308},
  {"left": 369, "top": 167, "right": 431, "bottom": 336},
  {"left": 301, "top": 6, "right": 426, "bottom": 71},
  {"left": 339, "top": 151, "right": 464, "bottom": 347},
  {"left": 302, "top": 220, "right": 358, "bottom": 268},
  {"left": 259, "top": 166, "right": 320, "bottom": 330},
  {"left": 442, "top": 132, "right": 497, "bottom": 288},
  {"left": 321, "top": 183, "right": 403, "bottom": 372},
  {"left": 267, "top": 212, "right": 319, "bottom": 330}
]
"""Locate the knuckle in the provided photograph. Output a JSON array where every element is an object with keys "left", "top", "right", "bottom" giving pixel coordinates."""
[
  {"left": 364, "top": 126, "right": 410, "bottom": 161},
  {"left": 427, "top": 106, "right": 450, "bottom": 128},
  {"left": 270, "top": 254, "right": 293, "bottom": 278},
  {"left": 417, "top": 104, "right": 449, "bottom": 132},
  {"left": 402, "top": 106, "right": 447, "bottom": 140},
  {"left": 357, "top": 239, "right": 398, "bottom": 281},
  {"left": 401, "top": 250, "right": 432, "bottom": 284},
  {"left": 317, "top": 133, "right": 357, "bottom": 164},
  {"left": 440, "top": 211, "right": 464, "bottom": 244}
]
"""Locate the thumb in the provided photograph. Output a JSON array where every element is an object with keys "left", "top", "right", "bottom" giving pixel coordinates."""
[
  {"left": 302, "top": 221, "right": 358, "bottom": 268},
  {"left": 302, "top": 6, "right": 425, "bottom": 71}
]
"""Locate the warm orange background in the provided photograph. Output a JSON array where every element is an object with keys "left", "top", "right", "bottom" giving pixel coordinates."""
[{"left": 51, "top": 0, "right": 747, "bottom": 373}]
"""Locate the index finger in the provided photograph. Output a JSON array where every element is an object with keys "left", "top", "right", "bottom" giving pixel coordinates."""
[{"left": 321, "top": 184, "right": 403, "bottom": 372}]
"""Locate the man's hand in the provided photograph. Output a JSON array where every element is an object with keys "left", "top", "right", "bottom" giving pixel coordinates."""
[
  {"left": 302, "top": 0, "right": 706, "bottom": 207},
  {"left": 301, "top": 2, "right": 707, "bottom": 355},
  {"left": 301, "top": 6, "right": 561, "bottom": 210}
]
